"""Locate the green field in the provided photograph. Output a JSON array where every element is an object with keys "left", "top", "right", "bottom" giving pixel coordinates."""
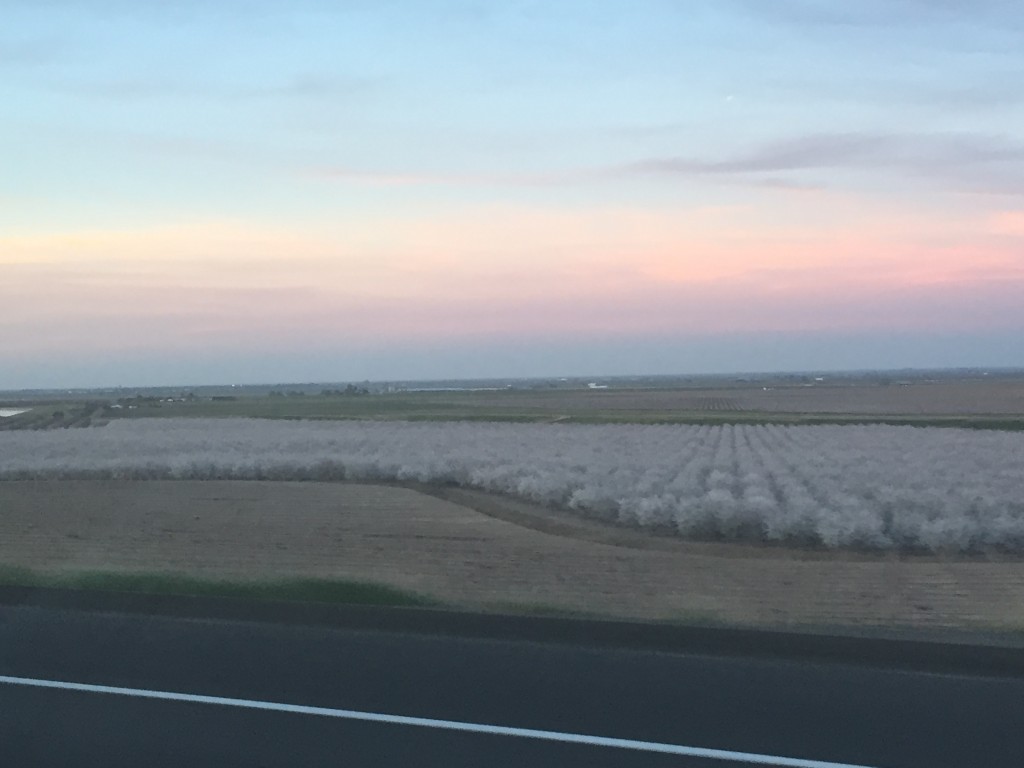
[
  {"left": 0, "top": 565, "right": 436, "bottom": 607},
  {"left": 108, "top": 390, "right": 1024, "bottom": 430},
  {"left": 5, "top": 379, "right": 1024, "bottom": 431}
]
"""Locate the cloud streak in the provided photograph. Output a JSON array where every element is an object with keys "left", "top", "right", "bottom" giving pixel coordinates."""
[
  {"left": 309, "top": 132, "right": 1024, "bottom": 197},
  {"left": 618, "top": 132, "right": 1024, "bottom": 195}
]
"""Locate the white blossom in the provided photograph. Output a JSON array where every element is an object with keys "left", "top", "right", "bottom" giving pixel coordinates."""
[{"left": 2, "top": 419, "right": 1023, "bottom": 552}]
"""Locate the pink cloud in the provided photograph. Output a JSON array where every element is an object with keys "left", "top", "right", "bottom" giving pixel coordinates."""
[
  {"left": 988, "top": 211, "right": 1024, "bottom": 236},
  {"left": 6, "top": 199, "right": 1024, "bottom": 361}
]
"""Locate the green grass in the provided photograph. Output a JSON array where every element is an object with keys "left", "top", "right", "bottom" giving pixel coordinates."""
[
  {"left": 105, "top": 392, "right": 1024, "bottom": 430},
  {"left": 482, "top": 600, "right": 733, "bottom": 626},
  {"left": 0, "top": 565, "right": 437, "bottom": 607},
  {"left": 482, "top": 600, "right": 610, "bottom": 620},
  {"left": 664, "top": 608, "right": 730, "bottom": 626},
  {"left": 120, "top": 393, "right": 479, "bottom": 421},
  {"left": 6, "top": 387, "right": 1024, "bottom": 431}
]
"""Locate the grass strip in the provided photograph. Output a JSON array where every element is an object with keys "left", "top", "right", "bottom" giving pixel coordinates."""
[{"left": 0, "top": 565, "right": 437, "bottom": 607}]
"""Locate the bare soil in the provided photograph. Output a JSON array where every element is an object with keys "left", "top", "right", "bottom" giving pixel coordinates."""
[
  {"left": 737, "top": 380, "right": 1024, "bottom": 415},
  {"left": 453, "top": 380, "right": 1024, "bottom": 416},
  {"left": 2, "top": 479, "right": 1022, "bottom": 632}
]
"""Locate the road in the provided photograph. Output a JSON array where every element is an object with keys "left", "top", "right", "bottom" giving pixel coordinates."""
[{"left": 1, "top": 601, "right": 1023, "bottom": 767}]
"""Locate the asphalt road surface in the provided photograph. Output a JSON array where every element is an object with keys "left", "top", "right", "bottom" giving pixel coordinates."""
[{"left": 2, "top": 603, "right": 1023, "bottom": 767}]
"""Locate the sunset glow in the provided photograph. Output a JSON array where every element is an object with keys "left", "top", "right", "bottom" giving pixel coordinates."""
[{"left": 3, "top": 1, "right": 1023, "bottom": 387}]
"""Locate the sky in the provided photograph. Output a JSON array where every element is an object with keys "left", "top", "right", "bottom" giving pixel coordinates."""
[{"left": 3, "top": 0, "right": 1024, "bottom": 388}]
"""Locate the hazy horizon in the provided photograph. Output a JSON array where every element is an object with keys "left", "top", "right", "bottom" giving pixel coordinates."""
[
  {"left": 5, "top": 337, "right": 1023, "bottom": 393},
  {"left": 4, "top": 1, "right": 1024, "bottom": 389},
  {"left": 5, "top": 318, "right": 1024, "bottom": 393}
]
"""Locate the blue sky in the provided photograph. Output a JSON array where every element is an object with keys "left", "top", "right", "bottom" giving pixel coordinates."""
[{"left": 3, "top": 0, "right": 1024, "bottom": 387}]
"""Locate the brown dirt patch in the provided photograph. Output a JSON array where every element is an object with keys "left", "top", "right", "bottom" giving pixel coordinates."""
[
  {"left": 421, "top": 379, "right": 1024, "bottom": 416},
  {"left": 737, "top": 380, "right": 1024, "bottom": 415},
  {"left": 2, "top": 479, "right": 1023, "bottom": 633}
]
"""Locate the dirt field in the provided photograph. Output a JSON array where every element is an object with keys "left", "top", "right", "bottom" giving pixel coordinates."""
[
  {"left": 451, "top": 380, "right": 1024, "bottom": 416},
  {"left": 2, "top": 479, "right": 1022, "bottom": 634},
  {"left": 738, "top": 380, "right": 1024, "bottom": 415},
  {"left": 13, "top": 374, "right": 1017, "bottom": 430}
]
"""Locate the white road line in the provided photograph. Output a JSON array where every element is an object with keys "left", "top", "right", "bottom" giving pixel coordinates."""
[{"left": 0, "top": 674, "right": 879, "bottom": 768}]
